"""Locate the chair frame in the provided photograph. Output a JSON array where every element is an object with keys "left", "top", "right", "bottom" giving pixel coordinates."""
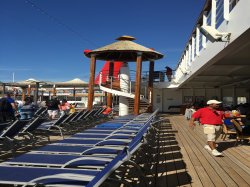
[{"left": 231, "top": 119, "right": 250, "bottom": 145}]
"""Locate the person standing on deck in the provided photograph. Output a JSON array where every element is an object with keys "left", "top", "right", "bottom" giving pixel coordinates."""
[
  {"left": 189, "top": 100, "right": 223, "bottom": 157},
  {"left": 0, "top": 92, "right": 18, "bottom": 121},
  {"left": 46, "top": 97, "right": 60, "bottom": 120}
]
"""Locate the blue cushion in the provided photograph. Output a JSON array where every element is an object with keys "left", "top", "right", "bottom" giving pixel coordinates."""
[{"left": 96, "top": 123, "right": 123, "bottom": 129}]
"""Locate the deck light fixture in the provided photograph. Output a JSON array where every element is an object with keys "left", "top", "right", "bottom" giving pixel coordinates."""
[{"left": 200, "top": 25, "right": 231, "bottom": 42}]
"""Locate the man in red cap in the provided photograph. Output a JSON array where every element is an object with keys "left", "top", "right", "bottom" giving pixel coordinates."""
[{"left": 189, "top": 100, "right": 223, "bottom": 156}]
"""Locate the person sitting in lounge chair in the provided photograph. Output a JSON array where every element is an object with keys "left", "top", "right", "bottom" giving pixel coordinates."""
[{"left": 20, "top": 97, "right": 36, "bottom": 120}]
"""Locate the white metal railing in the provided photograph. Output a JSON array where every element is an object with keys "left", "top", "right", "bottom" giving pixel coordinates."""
[
  {"left": 99, "top": 71, "right": 148, "bottom": 98},
  {"left": 173, "top": 0, "right": 241, "bottom": 85}
]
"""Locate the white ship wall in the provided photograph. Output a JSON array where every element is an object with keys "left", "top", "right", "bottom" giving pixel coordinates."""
[{"left": 157, "top": 87, "right": 250, "bottom": 113}]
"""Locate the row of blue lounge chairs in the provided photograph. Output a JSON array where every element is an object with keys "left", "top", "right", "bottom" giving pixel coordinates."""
[
  {"left": 0, "top": 110, "right": 159, "bottom": 186},
  {"left": 0, "top": 107, "right": 112, "bottom": 153}
]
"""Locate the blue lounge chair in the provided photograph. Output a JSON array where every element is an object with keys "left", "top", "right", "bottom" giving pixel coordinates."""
[
  {"left": 0, "top": 111, "right": 158, "bottom": 186},
  {"left": 0, "top": 122, "right": 10, "bottom": 133},
  {"left": 20, "top": 117, "right": 48, "bottom": 143},
  {"left": 0, "top": 165, "right": 99, "bottom": 186},
  {"left": 0, "top": 119, "right": 30, "bottom": 151}
]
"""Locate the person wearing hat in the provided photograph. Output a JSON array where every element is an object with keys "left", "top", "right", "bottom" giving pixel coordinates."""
[{"left": 189, "top": 99, "right": 223, "bottom": 156}]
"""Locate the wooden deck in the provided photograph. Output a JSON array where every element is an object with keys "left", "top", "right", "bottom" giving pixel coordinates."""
[{"left": 154, "top": 114, "right": 250, "bottom": 187}]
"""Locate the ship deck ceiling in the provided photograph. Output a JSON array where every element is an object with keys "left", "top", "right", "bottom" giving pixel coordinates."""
[
  {"left": 155, "top": 115, "right": 250, "bottom": 187},
  {"left": 181, "top": 28, "right": 250, "bottom": 88}
]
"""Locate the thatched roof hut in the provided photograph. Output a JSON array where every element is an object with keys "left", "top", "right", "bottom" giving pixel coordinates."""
[{"left": 85, "top": 35, "right": 163, "bottom": 62}]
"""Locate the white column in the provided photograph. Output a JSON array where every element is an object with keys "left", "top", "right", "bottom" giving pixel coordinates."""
[
  {"left": 196, "top": 27, "right": 200, "bottom": 56},
  {"left": 185, "top": 50, "right": 189, "bottom": 70},
  {"left": 211, "top": 0, "right": 217, "bottom": 28},
  {"left": 191, "top": 37, "right": 195, "bottom": 61},
  {"left": 119, "top": 62, "right": 130, "bottom": 116},
  {"left": 188, "top": 44, "right": 191, "bottom": 66},
  {"left": 202, "top": 13, "right": 207, "bottom": 48},
  {"left": 224, "top": 0, "right": 230, "bottom": 21}
]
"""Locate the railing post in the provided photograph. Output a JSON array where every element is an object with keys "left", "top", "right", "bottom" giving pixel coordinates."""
[
  {"left": 224, "top": 0, "right": 230, "bottom": 21},
  {"left": 188, "top": 44, "right": 191, "bottom": 66},
  {"left": 185, "top": 50, "right": 188, "bottom": 70},
  {"left": 191, "top": 37, "right": 195, "bottom": 61},
  {"left": 99, "top": 72, "right": 102, "bottom": 86},
  {"left": 196, "top": 27, "right": 200, "bottom": 56},
  {"left": 202, "top": 12, "right": 208, "bottom": 48},
  {"left": 211, "top": 0, "right": 217, "bottom": 28},
  {"left": 130, "top": 81, "right": 132, "bottom": 93}
]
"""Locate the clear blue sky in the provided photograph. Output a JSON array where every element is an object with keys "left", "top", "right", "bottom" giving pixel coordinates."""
[{"left": 0, "top": 0, "right": 205, "bottom": 82}]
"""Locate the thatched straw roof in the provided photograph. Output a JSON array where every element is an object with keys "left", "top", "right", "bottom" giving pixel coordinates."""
[
  {"left": 63, "top": 78, "right": 87, "bottom": 85},
  {"left": 1, "top": 78, "right": 50, "bottom": 87},
  {"left": 55, "top": 78, "right": 88, "bottom": 87},
  {"left": 18, "top": 78, "right": 41, "bottom": 84},
  {"left": 85, "top": 35, "right": 163, "bottom": 62}
]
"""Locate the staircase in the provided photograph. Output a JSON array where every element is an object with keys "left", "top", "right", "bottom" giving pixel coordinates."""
[
  {"left": 99, "top": 72, "right": 149, "bottom": 114},
  {"left": 128, "top": 98, "right": 148, "bottom": 113}
]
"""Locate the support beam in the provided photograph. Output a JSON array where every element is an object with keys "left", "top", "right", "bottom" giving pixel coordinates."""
[
  {"left": 73, "top": 87, "right": 76, "bottom": 101},
  {"left": 34, "top": 82, "right": 39, "bottom": 105},
  {"left": 2, "top": 83, "right": 6, "bottom": 97},
  {"left": 27, "top": 85, "right": 31, "bottom": 97},
  {"left": 21, "top": 87, "right": 26, "bottom": 101},
  {"left": 202, "top": 12, "right": 207, "bottom": 48},
  {"left": 147, "top": 60, "right": 154, "bottom": 113},
  {"left": 87, "top": 54, "right": 96, "bottom": 110},
  {"left": 107, "top": 61, "right": 114, "bottom": 108},
  {"left": 53, "top": 84, "right": 56, "bottom": 96},
  {"left": 134, "top": 53, "right": 142, "bottom": 115}
]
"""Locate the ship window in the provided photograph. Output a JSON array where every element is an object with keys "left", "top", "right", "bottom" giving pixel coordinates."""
[
  {"left": 237, "top": 97, "right": 247, "bottom": 105},
  {"left": 223, "top": 97, "right": 234, "bottom": 106}
]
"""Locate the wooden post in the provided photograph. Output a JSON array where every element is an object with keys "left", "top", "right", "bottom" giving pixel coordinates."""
[
  {"left": 73, "top": 86, "right": 76, "bottom": 101},
  {"left": 134, "top": 52, "right": 143, "bottom": 115},
  {"left": 21, "top": 87, "right": 26, "bottom": 101},
  {"left": 147, "top": 60, "right": 154, "bottom": 112},
  {"left": 107, "top": 61, "right": 114, "bottom": 108},
  {"left": 41, "top": 90, "right": 44, "bottom": 101},
  {"left": 2, "top": 83, "right": 6, "bottom": 97},
  {"left": 34, "top": 82, "right": 39, "bottom": 105},
  {"left": 53, "top": 84, "right": 56, "bottom": 96},
  {"left": 87, "top": 54, "right": 96, "bottom": 110},
  {"left": 27, "top": 85, "right": 31, "bottom": 97}
]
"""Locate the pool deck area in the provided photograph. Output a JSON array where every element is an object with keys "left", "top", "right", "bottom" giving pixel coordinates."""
[
  {"left": 0, "top": 114, "right": 249, "bottom": 187},
  {"left": 155, "top": 114, "right": 250, "bottom": 187}
]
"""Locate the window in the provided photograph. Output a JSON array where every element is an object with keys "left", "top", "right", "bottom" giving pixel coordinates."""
[
  {"left": 237, "top": 97, "right": 247, "bottom": 105},
  {"left": 223, "top": 97, "right": 234, "bottom": 106},
  {"left": 229, "top": 0, "right": 240, "bottom": 12}
]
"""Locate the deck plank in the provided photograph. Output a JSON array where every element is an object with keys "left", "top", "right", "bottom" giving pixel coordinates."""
[{"left": 163, "top": 115, "right": 250, "bottom": 187}]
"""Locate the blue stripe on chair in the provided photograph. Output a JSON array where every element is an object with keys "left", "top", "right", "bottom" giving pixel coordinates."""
[{"left": 0, "top": 166, "right": 98, "bottom": 185}]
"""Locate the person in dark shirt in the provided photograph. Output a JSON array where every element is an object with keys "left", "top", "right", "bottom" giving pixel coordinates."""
[
  {"left": 47, "top": 97, "right": 60, "bottom": 120},
  {"left": 241, "top": 112, "right": 250, "bottom": 135},
  {"left": 0, "top": 93, "right": 17, "bottom": 122}
]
